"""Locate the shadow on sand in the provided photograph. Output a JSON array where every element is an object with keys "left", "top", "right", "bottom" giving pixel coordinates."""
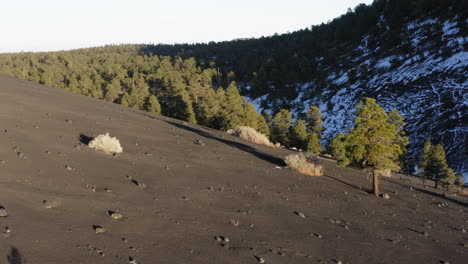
[
  {"left": 162, "top": 119, "right": 286, "bottom": 167},
  {"left": 325, "top": 174, "right": 372, "bottom": 194},
  {"left": 384, "top": 178, "right": 467, "bottom": 207},
  {"left": 78, "top": 133, "right": 94, "bottom": 145},
  {"left": 7, "top": 247, "right": 23, "bottom": 264}
]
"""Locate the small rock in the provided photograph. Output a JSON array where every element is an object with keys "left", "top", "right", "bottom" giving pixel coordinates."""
[
  {"left": 108, "top": 211, "right": 124, "bottom": 220},
  {"left": 17, "top": 152, "right": 27, "bottom": 160},
  {"left": 295, "top": 212, "right": 306, "bottom": 218},
  {"left": 66, "top": 119, "right": 73, "bottom": 124},
  {"left": 194, "top": 139, "right": 205, "bottom": 146},
  {"left": 380, "top": 193, "right": 390, "bottom": 199},
  {"left": 423, "top": 231, "right": 429, "bottom": 237},
  {"left": 128, "top": 256, "right": 137, "bottom": 264},
  {"left": 461, "top": 228, "right": 466, "bottom": 233},
  {"left": 255, "top": 256, "right": 265, "bottom": 263},
  {"left": 66, "top": 165, "right": 73, "bottom": 171},
  {"left": 93, "top": 225, "right": 106, "bottom": 234},
  {"left": 0, "top": 206, "right": 8, "bottom": 217},
  {"left": 42, "top": 200, "right": 59, "bottom": 209}
]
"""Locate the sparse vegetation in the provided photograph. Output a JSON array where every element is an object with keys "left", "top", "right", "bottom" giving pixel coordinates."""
[
  {"left": 88, "top": 133, "right": 123, "bottom": 154},
  {"left": 284, "top": 153, "right": 323, "bottom": 176},
  {"left": 334, "top": 98, "right": 408, "bottom": 196},
  {"left": 227, "top": 126, "right": 274, "bottom": 147}
]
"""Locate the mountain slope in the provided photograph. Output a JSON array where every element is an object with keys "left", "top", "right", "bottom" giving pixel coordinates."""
[{"left": 1, "top": 74, "right": 467, "bottom": 263}]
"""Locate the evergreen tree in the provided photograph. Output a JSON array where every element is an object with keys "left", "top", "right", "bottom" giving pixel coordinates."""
[
  {"left": 271, "top": 109, "right": 293, "bottom": 146},
  {"left": 339, "top": 98, "right": 406, "bottom": 196},
  {"left": 306, "top": 105, "right": 323, "bottom": 136},
  {"left": 104, "top": 78, "right": 121, "bottom": 102},
  {"left": 420, "top": 141, "right": 455, "bottom": 189},
  {"left": 289, "top": 119, "right": 309, "bottom": 150},
  {"left": 430, "top": 144, "right": 454, "bottom": 189},
  {"left": 454, "top": 171, "right": 465, "bottom": 192},
  {"left": 329, "top": 133, "right": 347, "bottom": 161},
  {"left": 218, "top": 82, "right": 245, "bottom": 130},
  {"left": 419, "top": 139, "right": 433, "bottom": 184},
  {"left": 306, "top": 132, "right": 322, "bottom": 155},
  {"left": 145, "top": 95, "right": 161, "bottom": 114}
]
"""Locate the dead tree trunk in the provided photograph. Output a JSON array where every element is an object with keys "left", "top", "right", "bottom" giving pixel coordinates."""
[{"left": 373, "top": 170, "right": 380, "bottom": 196}]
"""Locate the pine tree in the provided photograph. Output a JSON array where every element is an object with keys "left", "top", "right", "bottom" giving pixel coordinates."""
[
  {"left": 306, "top": 105, "right": 323, "bottom": 136},
  {"left": 420, "top": 141, "right": 455, "bottom": 189},
  {"left": 339, "top": 98, "right": 406, "bottom": 196},
  {"left": 306, "top": 132, "right": 322, "bottom": 155},
  {"left": 145, "top": 95, "right": 161, "bottom": 114},
  {"left": 218, "top": 82, "right": 245, "bottom": 130},
  {"left": 430, "top": 144, "right": 454, "bottom": 189},
  {"left": 104, "top": 78, "right": 121, "bottom": 102},
  {"left": 289, "top": 119, "right": 309, "bottom": 150},
  {"left": 271, "top": 109, "right": 293, "bottom": 146},
  {"left": 454, "top": 171, "right": 465, "bottom": 192},
  {"left": 329, "top": 133, "right": 347, "bottom": 161},
  {"left": 419, "top": 139, "right": 433, "bottom": 184}
]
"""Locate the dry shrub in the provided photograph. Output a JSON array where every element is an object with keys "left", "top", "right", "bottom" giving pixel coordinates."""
[
  {"left": 88, "top": 133, "right": 123, "bottom": 154},
  {"left": 227, "top": 126, "right": 275, "bottom": 147},
  {"left": 284, "top": 153, "right": 323, "bottom": 176}
]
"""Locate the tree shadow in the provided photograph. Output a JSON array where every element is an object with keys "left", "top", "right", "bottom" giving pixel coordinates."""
[
  {"left": 7, "top": 247, "right": 23, "bottom": 264},
  {"left": 324, "top": 174, "right": 372, "bottom": 194},
  {"left": 384, "top": 178, "right": 468, "bottom": 207},
  {"left": 78, "top": 133, "right": 94, "bottom": 145},
  {"left": 163, "top": 120, "right": 286, "bottom": 167}
]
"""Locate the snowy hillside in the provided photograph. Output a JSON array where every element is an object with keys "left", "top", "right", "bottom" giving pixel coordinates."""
[{"left": 247, "top": 16, "right": 468, "bottom": 174}]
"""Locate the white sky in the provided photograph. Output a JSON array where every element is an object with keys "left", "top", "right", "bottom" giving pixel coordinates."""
[{"left": 1, "top": 0, "right": 374, "bottom": 53}]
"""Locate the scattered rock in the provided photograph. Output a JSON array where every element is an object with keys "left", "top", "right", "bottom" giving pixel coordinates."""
[
  {"left": 194, "top": 139, "right": 205, "bottom": 146},
  {"left": 380, "top": 193, "right": 390, "bottom": 199},
  {"left": 93, "top": 225, "right": 106, "bottom": 234},
  {"left": 0, "top": 206, "right": 8, "bottom": 217},
  {"left": 128, "top": 256, "right": 137, "bottom": 264},
  {"left": 107, "top": 211, "right": 124, "bottom": 220},
  {"left": 295, "top": 211, "right": 306, "bottom": 218},
  {"left": 229, "top": 219, "right": 240, "bottom": 227},
  {"left": 66, "top": 165, "right": 73, "bottom": 171},
  {"left": 42, "top": 200, "right": 59, "bottom": 209},
  {"left": 310, "top": 233, "right": 322, "bottom": 238},
  {"left": 17, "top": 152, "right": 27, "bottom": 160},
  {"left": 66, "top": 119, "right": 73, "bottom": 124},
  {"left": 255, "top": 256, "right": 265, "bottom": 263}
]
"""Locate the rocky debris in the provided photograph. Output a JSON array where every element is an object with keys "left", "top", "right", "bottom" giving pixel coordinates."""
[
  {"left": 295, "top": 211, "right": 306, "bottom": 218},
  {"left": 42, "top": 200, "right": 59, "bottom": 209},
  {"left": 126, "top": 176, "right": 146, "bottom": 188},
  {"left": 310, "top": 233, "right": 322, "bottom": 238},
  {"left": 0, "top": 206, "right": 8, "bottom": 217},
  {"left": 93, "top": 225, "right": 106, "bottom": 234},
  {"left": 380, "top": 193, "right": 390, "bottom": 199},
  {"left": 128, "top": 256, "right": 137, "bottom": 264},
  {"left": 65, "top": 119, "right": 73, "bottom": 124},
  {"left": 17, "top": 152, "right": 27, "bottom": 160},
  {"left": 229, "top": 219, "right": 240, "bottom": 227},
  {"left": 194, "top": 139, "right": 205, "bottom": 146},
  {"left": 255, "top": 256, "right": 265, "bottom": 263},
  {"left": 65, "top": 165, "right": 73, "bottom": 171},
  {"left": 107, "top": 210, "right": 124, "bottom": 220}
]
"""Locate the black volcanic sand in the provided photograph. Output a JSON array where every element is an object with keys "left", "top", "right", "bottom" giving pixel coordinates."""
[{"left": 0, "top": 73, "right": 466, "bottom": 264}]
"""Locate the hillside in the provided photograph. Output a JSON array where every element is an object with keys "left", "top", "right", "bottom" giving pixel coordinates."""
[
  {"left": 0, "top": 0, "right": 465, "bottom": 176},
  {"left": 1, "top": 74, "right": 467, "bottom": 263}
]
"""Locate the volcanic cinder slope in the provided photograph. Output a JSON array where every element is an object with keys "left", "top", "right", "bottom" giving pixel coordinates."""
[{"left": 0, "top": 73, "right": 467, "bottom": 264}]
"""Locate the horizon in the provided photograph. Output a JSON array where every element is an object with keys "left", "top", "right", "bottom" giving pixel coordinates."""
[{"left": 1, "top": 0, "right": 373, "bottom": 53}]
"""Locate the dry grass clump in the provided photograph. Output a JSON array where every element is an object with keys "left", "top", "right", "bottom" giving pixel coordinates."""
[
  {"left": 88, "top": 133, "right": 123, "bottom": 154},
  {"left": 227, "top": 126, "right": 275, "bottom": 147},
  {"left": 284, "top": 153, "right": 323, "bottom": 176}
]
